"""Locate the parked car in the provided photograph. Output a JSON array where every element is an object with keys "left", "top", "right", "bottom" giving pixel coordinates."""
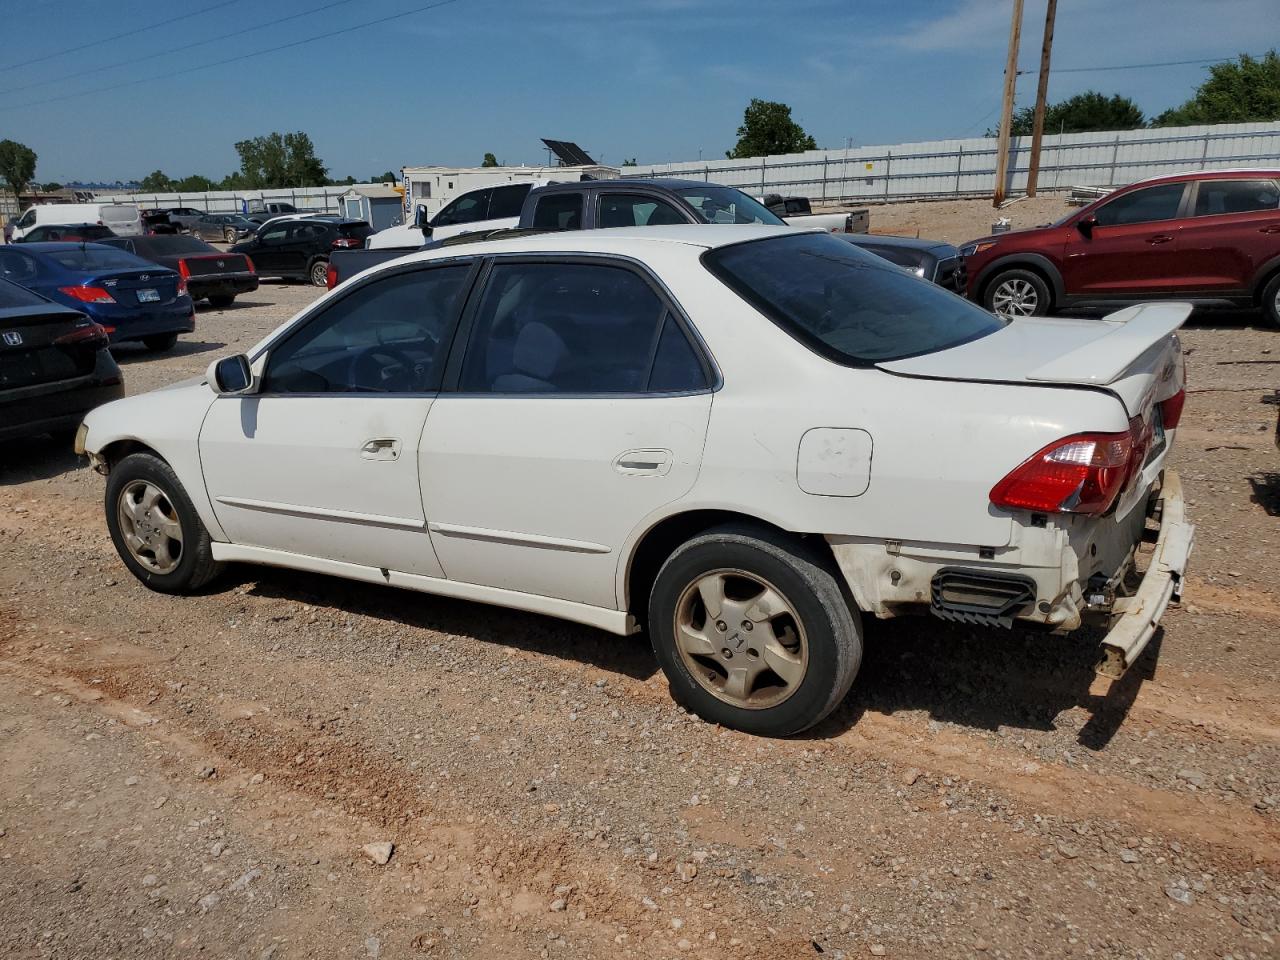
[
  {"left": 14, "top": 223, "right": 117, "bottom": 243},
  {"left": 191, "top": 214, "right": 257, "bottom": 244},
  {"left": 841, "top": 234, "right": 966, "bottom": 292},
  {"left": 99, "top": 234, "right": 258, "bottom": 308},
  {"left": 0, "top": 242, "right": 194, "bottom": 351},
  {"left": 0, "top": 277, "right": 123, "bottom": 443},
  {"left": 78, "top": 226, "right": 1192, "bottom": 736},
  {"left": 9, "top": 202, "right": 142, "bottom": 241},
  {"left": 760, "top": 193, "right": 870, "bottom": 234},
  {"left": 231, "top": 217, "right": 372, "bottom": 286},
  {"left": 141, "top": 210, "right": 179, "bottom": 234},
  {"left": 156, "top": 207, "right": 205, "bottom": 233},
  {"left": 366, "top": 182, "right": 545, "bottom": 250},
  {"left": 244, "top": 201, "right": 299, "bottom": 225},
  {"left": 961, "top": 169, "right": 1280, "bottom": 325}
]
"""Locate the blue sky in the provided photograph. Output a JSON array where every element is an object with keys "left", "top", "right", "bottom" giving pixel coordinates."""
[{"left": 1, "top": 0, "right": 1274, "bottom": 183}]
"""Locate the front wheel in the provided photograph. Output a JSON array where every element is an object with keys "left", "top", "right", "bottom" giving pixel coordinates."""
[
  {"left": 105, "top": 452, "right": 224, "bottom": 593},
  {"left": 648, "top": 525, "right": 862, "bottom": 736},
  {"left": 309, "top": 259, "right": 328, "bottom": 287},
  {"left": 223, "top": 228, "right": 236, "bottom": 244},
  {"left": 1261, "top": 272, "right": 1280, "bottom": 329},
  {"left": 984, "top": 268, "right": 1051, "bottom": 318}
]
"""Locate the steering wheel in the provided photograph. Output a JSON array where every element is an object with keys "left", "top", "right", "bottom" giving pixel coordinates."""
[{"left": 346, "top": 345, "right": 422, "bottom": 393}]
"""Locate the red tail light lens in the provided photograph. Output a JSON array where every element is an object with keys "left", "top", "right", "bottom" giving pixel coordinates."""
[
  {"left": 1159, "top": 388, "right": 1186, "bottom": 430},
  {"left": 243, "top": 255, "right": 256, "bottom": 274},
  {"left": 325, "top": 262, "right": 339, "bottom": 290},
  {"left": 59, "top": 285, "right": 116, "bottom": 304},
  {"left": 54, "top": 321, "right": 109, "bottom": 345},
  {"left": 177, "top": 259, "right": 191, "bottom": 279},
  {"left": 331, "top": 237, "right": 362, "bottom": 249},
  {"left": 990, "top": 431, "right": 1134, "bottom": 516}
]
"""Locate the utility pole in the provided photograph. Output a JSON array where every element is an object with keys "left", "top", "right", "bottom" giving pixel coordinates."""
[
  {"left": 992, "top": 0, "right": 1024, "bottom": 206},
  {"left": 1026, "top": 0, "right": 1058, "bottom": 197}
]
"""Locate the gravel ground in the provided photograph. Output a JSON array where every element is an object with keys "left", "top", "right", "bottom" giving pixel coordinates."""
[{"left": 1, "top": 229, "right": 1278, "bottom": 959}]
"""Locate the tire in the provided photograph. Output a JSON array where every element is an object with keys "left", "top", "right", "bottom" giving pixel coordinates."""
[
  {"left": 983, "top": 267, "right": 1052, "bottom": 318},
  {"left": 208, "top": 295, "right": 235, "bottom": 309},
  {"left": 1262, "top": 272, "right": 1280, "bottom": 329},
  {"left": 223, "top": 228, "right": 236, "bottom": 244},
  {"left": 308, "top": 259, "right": 329, "bottom": 287},
  {"left": 142, "top": 332, "right": 178, "bottom": 352},
  {"left": 104, "top": 452, "right": 224, "bottom": 594},
  {"left": 647, "top": 524, "right": 862, "bottom": 737}
]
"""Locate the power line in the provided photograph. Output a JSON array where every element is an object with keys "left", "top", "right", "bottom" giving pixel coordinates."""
[
  {"left": 0, "top": 0, "right": 366, "bottom": 96},
  {"left": 0, "top": 0, "right": 466, "bottom": 112},
  {"left": 1020, "top": 53, "right": 1262, "bottom": 76},
  {"left": 0, "top": 0, "right": 247, "bottom": 71}
]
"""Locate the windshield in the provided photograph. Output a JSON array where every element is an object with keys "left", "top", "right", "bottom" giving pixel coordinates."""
[
  {"left": 0, "top": 277, "right": 48, "bottom": 308},
  {"left": 704, "top": 233, "right": 1005, "bottom": 364},
  {"left": 676, "top": 187, "right": 785, "bottom": 226},
  {"left": 46, "top": 245, "right": 158, "bottom": 272}
]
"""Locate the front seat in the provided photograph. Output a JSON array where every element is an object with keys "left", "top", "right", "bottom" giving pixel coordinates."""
[{"left": 491, "top": 322, "right": 570, "bottom": 393}]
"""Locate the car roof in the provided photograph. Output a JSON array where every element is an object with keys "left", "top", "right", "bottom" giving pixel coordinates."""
[
  {"left": 399, "top": 223, "right": 803, "bottom": 264},
  {"left": 1125, "top": 167, "right": 1280, "bottom": 188},
  {"left": 843, "top": 233, "right": 955, "bottom": 253}
]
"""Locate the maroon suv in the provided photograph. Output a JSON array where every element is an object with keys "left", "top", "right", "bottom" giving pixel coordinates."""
[{"left": 962, "top": 169, "right": 1280, "bottom": 326}]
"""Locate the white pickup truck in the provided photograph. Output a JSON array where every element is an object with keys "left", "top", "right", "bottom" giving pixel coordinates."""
[{"left": 760, "top": 193, "right": 870, "bottom": 234}]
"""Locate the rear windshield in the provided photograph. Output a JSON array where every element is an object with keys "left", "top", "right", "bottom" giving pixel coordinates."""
[
  {"left": 703, "top": 233, "right": 1004, "bottom": 364},
  {"left": 100, "top": 205, "right": 138, "bottom": 223},
  {"left": 47, "top": 246, "right": 155, "bottom": 272},
  {"left": 134, "top": 236, "right": 213, "bottom": 256},
  {"left": 676, "top": 187, "right": 785, "bottom": 226},
  {"left": 0, "top": 277, "right": 48, "bottom": 308},
  {"left": 338, "top": 221, "right": 373, "bottom": 238}
]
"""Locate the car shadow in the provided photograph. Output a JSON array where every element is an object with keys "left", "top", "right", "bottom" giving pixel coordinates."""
[
  {"left": 111, "top": 340, "right": 225, "bottom": 364},
  {"left": 195, "top": 299, "right": 269, "bottom": 312},
  {"left": 805, "top": 616, "right": 1159, "bottom": 749},
  {"left": 1249, "top": 472, "right": 1280, "bottom": 516},
  {"left": 229, "top": 566, "right": 661, "bottom": 682},
  {"left": 0, "top": 434, "right": 86, "bottom": 485}
]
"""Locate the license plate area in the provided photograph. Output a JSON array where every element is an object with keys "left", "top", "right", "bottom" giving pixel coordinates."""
[
  {"left": 137, "top": 288, "right": 160, "bottom": 303},
  {"left": 1146, "top": 405, "right": 1166, "bottom": 465}
]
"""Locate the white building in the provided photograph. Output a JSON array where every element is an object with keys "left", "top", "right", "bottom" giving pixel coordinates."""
[{"left": 401, "top": 164, "right": 618, "bottom": 218}]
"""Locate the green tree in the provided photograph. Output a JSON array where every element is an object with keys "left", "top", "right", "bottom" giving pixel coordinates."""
[
  {"left": 233, "top": 131, "right": 327, "bottom": 188},
  {"left": 40, "top": 181, "right": 62, "bottom": 192},
  {"left": 0, "top": 139, "right": 38, "bottom": 201},
  {"left": 621, "top": 157, "right": 638, "bottom": 166},
  {"left": 726, "top": 99, "right": 817, "bottom": 159},
  {"left": 173, "top": 174, "right": 215, "bottom": 192},
  {"left": 1153, "top": 50, "right": 1280, "bottom": 126},
  {"left": 139, "top": 169, "right": 174, "bottom": 191},
  {"left": 481, "top": 153, "right": 499, "bottom": 168},
  {"left": 370, "top": 170, "right": 399, "bottom": 182},
  {"left": 991, "top": 91, "right": 1146, "bottom": 137}
]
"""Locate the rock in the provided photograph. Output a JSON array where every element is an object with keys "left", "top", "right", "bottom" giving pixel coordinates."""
[
  {"left": 1119, "top": 848, "right": 1140, "bottom": 863},
  {"left": 901, "top": 768, "right": 922, "bottom": 786},
  {"left": 211, "top": 841, "right": 226, "bottom": 858},
  {"left": 549, "top": 898, "right": 566, "bottom": 912},
  {"left": 676, "top": 862, "right": 698, "bottom": 882},
  {"left": 365, "top": 935, "right": 381, "bottom": 958},
  {"left": 230, "top": 868, "right": 262, "bottom": 892},
  {"left": 195, "top": 765, "right": 216, "bottom": 780},
  {"left": 124, "top": 776, "right": 139, "bottom": 786},
  {"left": 249, "top": 773, "right": 265, "bottom": 785},
  {"left": 870, "top": 945, "right": 887, "bottom": 957},
  {"left": 1165, "top": 884, "right": 1195, "bottom": 906},
  {"left": 1176, "top": 769, "right": 1207, "bottom": 788},
  {"left": 671, "top": 918, "right": 685, "bottom": 930},
  {"left": 1056, "top": 842, "right": 1081, "bottom": 859},
  {"left": 153, "top": 796, "right": 167, "bottom": 809},
  {"left": 677, "top": 939, "right": 693, "bottom": 951},
  {"left": 197, "top": 892, "right": 221, "bottom": 912},
  {"left": 361, "top": 841, "right": 394, "bottom": 865},
  {"left": 142, "top": 874, "right": 159, "bottom": 887},
  {"left": 975, "top": 938, "right": 989, "bottom": 951}
]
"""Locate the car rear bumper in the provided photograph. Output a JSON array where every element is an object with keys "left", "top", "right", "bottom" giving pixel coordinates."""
[
  {"left": 188, "top": 274, "right": 259, "bottom": 300},
  {"left": 0, "top": 352, "right": 125, "bottom": 442},
  {"left": 98, "top": 302, "right": 196, "bottom": 343},
  {"left": 1094, "top": 469, "right": 1194, "bottom": 678}
]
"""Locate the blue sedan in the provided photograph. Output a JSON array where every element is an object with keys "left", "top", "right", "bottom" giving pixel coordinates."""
[{"left": 0, "top": 242, "right": 194, "bottom": 351}]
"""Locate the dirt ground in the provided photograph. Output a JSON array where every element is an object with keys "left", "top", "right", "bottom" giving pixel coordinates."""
[{"left": 1, "top": 226, "right": 1278, "bottom": 959}]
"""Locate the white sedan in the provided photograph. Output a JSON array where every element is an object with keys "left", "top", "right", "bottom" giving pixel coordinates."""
[{"left": 77, "top": 225, "right": 1194, "bottom": 736}]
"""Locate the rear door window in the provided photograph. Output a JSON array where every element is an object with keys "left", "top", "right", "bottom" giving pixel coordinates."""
[
  {"left": 1093, "top": 183, "right": 1187, "bottom": 226},
  {"left": 597, "top": 193, "right": 687, "bottom": 227},
  {"left": 435, "top": 190, "right": 491, "bottom": 226},
  {"left": 1192, "top": 179, "right": 1280, "bottom": 216},
  {"left": 703, "top": 233, "right": 1004, "bottom": 365},
  {"left": 488, "top": 184, "right": 530, "bottom": 219},
  {"left": 531, "top": 193, "right": 583, "bottom": 230}
]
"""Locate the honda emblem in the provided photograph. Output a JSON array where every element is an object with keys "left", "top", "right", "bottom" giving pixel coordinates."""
[
  {"left": 139, "top": 274, "right": 150, "bottom": 281},
  {"left": 2, "top": 331, "right": 22, "bottom": 346}
]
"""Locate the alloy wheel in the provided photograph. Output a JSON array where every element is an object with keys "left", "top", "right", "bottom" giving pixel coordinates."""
[
  {"left": 116, "top": 480, "right": 184, "bottom": 574},
  {"left": 673, "top": 569, "right": 808, "bottom": 710},
  {"left": 991, "top": 278, "right": 1040, "bottom": 316}
]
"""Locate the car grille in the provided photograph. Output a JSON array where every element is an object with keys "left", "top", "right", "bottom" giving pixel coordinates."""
[{"left": 934, "top": 256, "right": 967, "bottom": 293}]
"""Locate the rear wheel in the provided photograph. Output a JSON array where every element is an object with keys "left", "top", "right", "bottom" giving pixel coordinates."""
[
  {"left": 208, "top": 294, "right": 235, "bottom": 309},
  {"left": 308, "top": 259, "right": 328, "bottom": 287},
  {"left": 1261, "top": 272, "right": 1280, "bottom": 329},
  {"left": 223, "top": 227, "right": 236, "bottom": 244},
  {"left": 984, "top": 268, "right": 1051, "bottom": 318},
  {"left": 647, "top": 524, "right": 862, "bottom": 736},
  {"left": 142, "top": 332, "right": 178, "bottom": 352},
  {"left": 105, "top": 452, "right": 223, "bottom": 593}
]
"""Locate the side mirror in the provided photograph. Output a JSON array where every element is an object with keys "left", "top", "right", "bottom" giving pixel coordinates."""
[
  {"left": 207, "top": 354, "right": 256, "bottom": 396},
  {"left": 414, "top": 204, "right": 434, "bottom": 237},
  {"left": 1077, "top": 214, "right": 1097, "bottom": 238}
]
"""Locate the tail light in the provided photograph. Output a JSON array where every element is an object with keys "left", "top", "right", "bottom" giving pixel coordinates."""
[
  {"left": 331, "top": 237, "right": 362, "bottom": 249},
  {"left": 59, "top": 285, "right": 116, "bottom": 304},
  {"left": 177, "top": 277, "right": 188, "bottom": 297},
  {"left": 1159, "top": 388, "right": 1186, "bottom": 430},
  {"left": 325, "top": 262, "right": 339, "bottom": 290},
  {"left": 990, "top": 430, "right": 1135, "bottom": 517},
  {"left": 243, "top": 255, "right": 256, "bottom": 274},
  {"left": 54, "top": 321, "right": 109, "bottom": 345},
  {"left": 177, "top": 259, "right": 191, "bottom": 279}
]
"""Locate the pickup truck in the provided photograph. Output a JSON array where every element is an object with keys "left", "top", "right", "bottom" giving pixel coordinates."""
[
  {"left": 330, "top": 178, "right": 868, "bottom": 287},
  {"left": 761, "top": 193, "right": 870, "bottom": 234}
]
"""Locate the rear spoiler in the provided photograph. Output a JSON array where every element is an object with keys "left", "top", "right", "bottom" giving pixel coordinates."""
[{"left": 1026, "top": 302, "right": 1191, "bottom": 386}]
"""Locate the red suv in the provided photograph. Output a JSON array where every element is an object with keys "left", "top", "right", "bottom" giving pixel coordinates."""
[{"left": 961, "top": 169, "right": 1280, "bottom": 327}]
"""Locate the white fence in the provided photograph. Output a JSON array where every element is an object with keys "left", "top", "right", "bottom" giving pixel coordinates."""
[
  {"left": 1, "top": 185, "right": 376, "bottom": 219},
  {"left": 625, "top": 121, "right": 1280, "bottom": 204}
]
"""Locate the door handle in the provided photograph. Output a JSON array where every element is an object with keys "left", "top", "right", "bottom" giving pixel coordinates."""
[
  {"left": 360, "top": 438, "right": 400, "bottom": 461},
  {"left": 614, "top": 449, "right": 672, "bottom": 476},
  {"left": 1146, "top": 234, "right": 1174, "bottom": 245},
  {"left": 1260, "top": 225, "right": 1280, "bottom": 234}
]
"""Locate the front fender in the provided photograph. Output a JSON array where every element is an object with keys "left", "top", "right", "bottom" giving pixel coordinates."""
[{"left": 973, "top": 252, "right": 1066, "bottom": 305}]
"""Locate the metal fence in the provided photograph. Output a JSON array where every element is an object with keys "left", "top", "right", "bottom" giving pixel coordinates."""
[
  {"left": 624, "top": 121, "right": 1280, "bottom": 204},
  {"left": 0, "top": 185, "right": 367, "bottom": 219}
]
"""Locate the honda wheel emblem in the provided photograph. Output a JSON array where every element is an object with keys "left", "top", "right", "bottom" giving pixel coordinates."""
[{"left": 2, "top": 331, "right": 22, "bottom": 346}]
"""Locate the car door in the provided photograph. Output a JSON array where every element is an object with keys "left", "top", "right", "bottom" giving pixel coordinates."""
[
  {"left": 278, "top": 222, "right": 321, "bottom": 275},
  {"left": 1179, "top": 178, "right": 1280, "bottom": 292},
  {"left": 248, "top": 223, "right": 289, "bottom": 272},
  {"left": 1063, "top": 181, "right": 1190, "bottom": 295},
  {"left": 419, "top": 256, "right": 714, "bottom": 609},
  {"left": 199, "top": 261, "right": 477, "bottom": 576}
]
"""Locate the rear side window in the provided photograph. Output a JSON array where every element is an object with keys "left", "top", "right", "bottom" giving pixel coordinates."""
[
  {"left": 459, "top": 261, "right": 704, "bottom": 394},
  {"left": 1193, "top": 179, "right": 1280, "bottom": 216},
  {"left": 1093, "top": 183, "right": 1186, "bottom": 226},
  {"left": 532, "top": 194, "right": 582, "bottom": 230},
  {"left": 703, "top": 233, "right": 1004, "bottom": 365},
  {"left": 488, "top": 184, "right": 530, "bottom": 219},
  {"left": 598, "top": 193, "right": 687, "bottom": 227},
  {"left": 0, "top": 250, "right": 40, "bottom": 284}
]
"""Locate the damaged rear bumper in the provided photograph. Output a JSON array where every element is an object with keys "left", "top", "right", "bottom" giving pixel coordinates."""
[{"left": 1094, "top": 470, "right": 1194, "bottom": 679}]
